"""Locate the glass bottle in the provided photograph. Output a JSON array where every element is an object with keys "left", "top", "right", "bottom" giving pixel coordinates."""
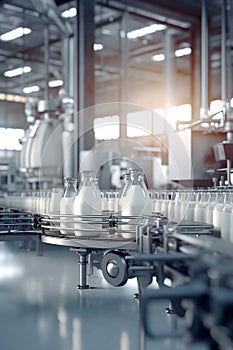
[
  {"left": 185, "top": 190, "right": 197, "bottom": 222},
  {"left": 117, "top": 172, "right": 131, "bottom": 216},
  {"left": 101, "top": 190, "right": 109, "bottom": 215},
  {"left": 229, "top": 194, "right": 233, "bottom": 243},
  {"left": 35, "top": 191, "right": 41, "bottom": 213},
  {"left": 194, "top": 191, "right": 208, "bottom": 223},
  {"left": 174, "top": 191, "right": 182, "bottom": 221},
  {"left": 180, "top": 191, "right": 190, "bottom": 221},
  {"left": 49, "top": 188, "right": 63, "bottom": 227},
  {"left": 39, "top": 190, "right": 47, "bottom": 214},
  {"left": 119, "top": 172, "right": 131, "bottom": 198},
  {"left": 167, "top": 191, "right": 176, "bottom": 220},
  {"left": 213, "top": 192, "right": 224, "bottom": 233},
  {"left": 60, "top": 178, "right": 78, "bottom": 235},
  {"left": 108, "top": 191, "right": 117, "bottom": 213},
  {"left": 153, "top": 191, "right": 163, "bottom": 214},
  {"left": 45, "top": 190, "right": 52, "bottom": 214},
  {"left": 204, "top": 191, "right": 217, "bottom": 224},
  {"left": 120, "top": 168, "right": 152, "bottom": 239},
  {"left": 30, "top": 191, "right": 37, "bottom": 213},
  {"left": 160, "top": 191, "right": 170, "bottom": 218},
  {"left": 220, "top": 192, "right": 232, "bottom": 241},
  {"left": 74, "top": 171, "right": 102, "bottom": 237}
]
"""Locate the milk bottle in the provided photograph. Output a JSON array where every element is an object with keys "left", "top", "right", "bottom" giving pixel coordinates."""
[
  {"left": 220, "top": 192, "right": 232, "bottom": 241},
  {"left": 194, "top": 191, "right": 208, "bottom": 223},
  {"left": 120, "top": 169, "right": 152, "bottom": 239},
  {"left": 60, "top": 178, "right": 77, "bottom": 235},
  {"left": 185, "top": 191, "right": 197, "bottom": 221},
  {"left": 74, "top": 171, "right": 102, "bottom": 237},
  {"left": 213, "top": 193, "right": 224, "bottom": 233},
  {"left": 49, "top": 188, "right": 63, "bottom": 227},
  {"left": 204, "top": 192, "right": 217, "bottom": 224}
]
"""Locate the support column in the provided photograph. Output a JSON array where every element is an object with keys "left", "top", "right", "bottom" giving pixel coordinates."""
[
  {"left": 62, "top": 35, "right": 70, "bottom": 96},
  {"left": 75, "top": 0, "right": 95, "bottom": 174},
  {"left": 44, "top": 25, "right": 49, "bottom": 102},
  {"left": 77, "top": 250, "right": 90, "bottom": 290},
  {"left": 71, "top": 248, "right": 90, "bottom": 289},
  {"left": 191, "top": 24, "right": 201, "bottom": 120},
  {"left": 119, "top": 11, "right": 129, "bottom": 139},
  {"left": 164, "top": 29, "right": 174, "bottom": 114},
  {"left": 164, "top": 29, "right": 175, "bottom": 165},
  {"left": 200, "top": 0, "right": 209, "bottom": 118}
]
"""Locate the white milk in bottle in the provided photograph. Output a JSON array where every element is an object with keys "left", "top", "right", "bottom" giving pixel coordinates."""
[
  {"left": 120, "top": 169, "right": 152, "bottom": 239},
  {"left": 49, "top": 188, "right": 63, "bottom": 227},
  {"left": 60, "top": 178, "right": 78, "bottom": 235},
  {"left": 74, "top": 171, "right": 102, "bottom": 237}
]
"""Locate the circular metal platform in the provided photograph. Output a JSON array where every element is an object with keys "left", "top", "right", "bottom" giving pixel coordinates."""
[{"left": 41, "top": 231, "right": 138, "bottom": 250}]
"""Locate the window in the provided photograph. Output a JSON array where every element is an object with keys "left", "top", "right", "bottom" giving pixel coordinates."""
[
  {"left": 0, "top": 128, "right": 24, "bottom": 150},
  {"left": 210, "top": 99, "right": 222, "bottom": 114},
  {"left": 94, "top": 115, "right": 119, "bottom": 140},
  {"left": 127, "top": 110, "right": 152, "bottom": 137},
  {"left": 153, "top": 108, "right": 165, "bottom": 134}
]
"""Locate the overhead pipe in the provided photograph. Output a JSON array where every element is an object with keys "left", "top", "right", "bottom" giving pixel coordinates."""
[
  {"left": 44, "top": 25, "right": 49, "bottom": 103},
  {"left": 62, "top": 36, "right": 70, "bottom": 96},
  {"left": 119, "top": 10, "right": 129, "bottom": 139},
  {"left": 48, "top": 7, "right": 72, "bottom": 36},
  {"left": 176, "top": 110, "right": 224, "bottom": 131}
]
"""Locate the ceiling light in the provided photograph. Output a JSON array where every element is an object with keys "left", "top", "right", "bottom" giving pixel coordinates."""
[
  {"left": 151, "top": 48, "right": 192, "bottom": 62},
  {"left": 48, "top": 79, "right": 63, "bottom": 88},
  {"left": 0, "top": 27, "right": 31, "bottom": 41},
  {"left": 201, "top": 122, "right": 210, "bottom": 128},
  {"left": 4, "top": 66, "right": 31, "bottom": 77},
  {"left": 23, "top": 85, "right": 40, "bottom": 94},
  {"left": 151, "top": 53, "right": 165, "bottom": 62},
  {"left": 93, "top": 43, "right": 103, "bottom": 51},
  {"left": 127, "top": 24, "right": 166, "bottom": 39},
  {"left": 61, "top": 7, "right": 77, "bottom": 18},
  {"left": 175, "top": 47, "right": 192, "bottom": 57},
  {"left": 62, "top": 97, "right": 74, "bottom": 104},
  {"left": 211, "top": 61, "right": 220, "bottom": 69},
  {"left": 101, "top": 29, "right": 111, "bottom": 35}
]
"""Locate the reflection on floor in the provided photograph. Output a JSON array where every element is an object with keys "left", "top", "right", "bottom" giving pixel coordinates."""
[{"left": 0, "top": 242, "right": 208, "bottom": 350}]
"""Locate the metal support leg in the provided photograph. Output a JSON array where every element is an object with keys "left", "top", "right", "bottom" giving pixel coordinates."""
[
  {"left": 77, "top": 250, "right": 90, "bottom": 290},
  {"left": 137, "top": 278, "right": 146, "bottom": 350},
  {"left": 36, "top": 235, "right": 43, "bottom": 256},
  {"left": 166, "top": 300, "right": 178, "bottom": 334}
]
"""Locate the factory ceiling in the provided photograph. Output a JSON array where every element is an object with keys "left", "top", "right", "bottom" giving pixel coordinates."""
[{"left": 0, "top": 0, "right": 232, "bottom": 109}]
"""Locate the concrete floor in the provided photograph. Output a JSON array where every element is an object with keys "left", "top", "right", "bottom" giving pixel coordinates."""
[{"left": 0, "top": 241, "right": 209, "bottom": 350}]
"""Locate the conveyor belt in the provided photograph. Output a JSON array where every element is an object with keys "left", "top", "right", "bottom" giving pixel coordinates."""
[{"left": 173, "top": 232, "right": 233, "bottom": 258}]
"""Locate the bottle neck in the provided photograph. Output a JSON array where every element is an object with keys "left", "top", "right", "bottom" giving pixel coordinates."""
[
  {"left": 120, "top": 173, "right": 130, "bottom": 197},
  {"left": 64, "top": 179, "right": 77, "bottom": 197},
  {"left": 80, "top": 171, "right": 95, "bottom": 187},
  {"left": 216, "top": 192, "right": 224, "bottom": 204},
  {"left": 223, "top": 192, "right": 232, "bottom": 205},
  {"left": 199, "top": 191, "right": 208, "bottom": 203},
  {"left": 174, "top": 192, "right": 180, "bottom": 202},
  {"left": 130, "top": 170, "right": 146, "bottom": 187}
]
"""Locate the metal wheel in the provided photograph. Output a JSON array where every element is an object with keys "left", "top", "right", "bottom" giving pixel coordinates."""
[{"left": 101, "top": 250, "right": 129, "bottom": 287}]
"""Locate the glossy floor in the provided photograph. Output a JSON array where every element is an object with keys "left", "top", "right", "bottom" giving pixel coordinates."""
[{"left": 0, "top": 241, "right": 208, "bottom": 350}]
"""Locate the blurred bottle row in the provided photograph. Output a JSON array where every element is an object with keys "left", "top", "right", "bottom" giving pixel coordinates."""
[{"left": 150, "top": 189, "right": 233, "bottom": 242}]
